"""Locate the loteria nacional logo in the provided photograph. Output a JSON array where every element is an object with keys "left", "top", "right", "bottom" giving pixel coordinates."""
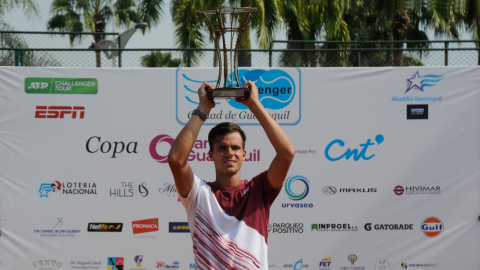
[
  {"left": 176, "top": 68, "right": 301, "bottom": 125},
  {"left": 150, "top": 134, "right": 260, "bottom": 164},
  {"left": 39, "top": 181, "right": 97, "bottom": 197},
  {"left": 87, "top": 223, "right": 122, "bottom": 232},
  {"left": 132, "top": 218, "right": 158, "bottom": 234},
  {"left": 421, "top": 217, "right": 444, "bottom": 237},
  {"left": 25, "top": 78, "right": 98, "bottom": 94}
]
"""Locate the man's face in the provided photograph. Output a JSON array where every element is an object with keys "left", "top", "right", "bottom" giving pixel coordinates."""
[{"left": 208, "top": 132, "right": 246, "bottom": 176}]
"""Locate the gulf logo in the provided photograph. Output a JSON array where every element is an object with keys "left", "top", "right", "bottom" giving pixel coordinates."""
[{"left": 420, "top": 217, "right": 443, "bottom": 237}]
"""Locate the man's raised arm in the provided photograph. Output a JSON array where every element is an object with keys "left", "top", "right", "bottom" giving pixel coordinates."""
[
  {"left": 168, "top": 82, "right": 216, "bottom": 197},
  {"left": 235, "top": 81, "right": 295, "bottom": 190}
]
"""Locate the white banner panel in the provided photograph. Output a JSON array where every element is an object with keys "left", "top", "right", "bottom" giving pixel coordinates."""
[{"left": 0, "top": 66, "right": 479, "bottom": 270}]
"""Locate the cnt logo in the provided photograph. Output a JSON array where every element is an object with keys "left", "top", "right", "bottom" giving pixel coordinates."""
[
  {"left": 325, "top": 134, "right": 384, "bottom": 161},
  {"left": 176, "top": 68, "right": 301, "bottom": 125},
  {"left": 421, "top": 217, "right": 443, "bottom": 237},
  {"left": 35, "top": 106, "right": 85, "bottom": 119}
]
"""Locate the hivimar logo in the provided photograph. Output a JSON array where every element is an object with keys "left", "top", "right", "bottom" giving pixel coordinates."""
[
  {"left": 25, "top": 78, "right": 98, "bottom": 94},
  {"left": 176, "top": 68, "right": 301, "bottom": 125}
]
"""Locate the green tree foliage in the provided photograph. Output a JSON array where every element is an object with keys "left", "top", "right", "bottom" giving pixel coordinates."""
[{"left": 140, "top": 51, "right": 181, "bottom": 67}]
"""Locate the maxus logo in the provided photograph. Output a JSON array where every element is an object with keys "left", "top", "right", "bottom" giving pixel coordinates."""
[
  {"left": 150, "top": 134, "right": 260, "bottom": 164},
  {"left": 283, "top": 259, "right": 308, "bottom": 269},
  {"left": 25, "top": 77, "right": 98, "bottom": 94},
  {"left": 176, "top": 68, "right": 301, "bottom": 125},
  {"left": 421, "top": 217, "right": 443, "bottom": 237},
  {"left": 282, "top": 175, "right": 313, "bottom": 208},
  {"left": 325, "top": 134, "right": 384, "bottom": 161},
  {"left": 35, "top": 106, "right": 85, "bottom": 119}
]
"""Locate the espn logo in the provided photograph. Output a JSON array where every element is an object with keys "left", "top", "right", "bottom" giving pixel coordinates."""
[{"left": 35, "top": 106, "right": 85, "bottom": 119}]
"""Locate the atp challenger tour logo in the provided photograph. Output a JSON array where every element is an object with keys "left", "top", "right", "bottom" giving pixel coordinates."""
[
  {"left": 176, "top": 68, "right": 301, "bottom": 125},
  {"left": 25, "top": 78, "right": 98, "bottom": 94}
]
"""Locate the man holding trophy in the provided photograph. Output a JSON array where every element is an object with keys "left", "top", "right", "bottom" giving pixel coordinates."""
[{"left": 168, "top": 80, "right": 295, "bottom": 269}]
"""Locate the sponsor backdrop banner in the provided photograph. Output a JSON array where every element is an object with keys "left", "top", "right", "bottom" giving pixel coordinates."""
[{"left": 0, "top": 66, "right": 479, "bottom": 270}]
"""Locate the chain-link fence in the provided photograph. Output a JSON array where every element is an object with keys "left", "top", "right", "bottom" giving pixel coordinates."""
[{"left": 1, "top": 31, "right": 480, "bottom": 68}]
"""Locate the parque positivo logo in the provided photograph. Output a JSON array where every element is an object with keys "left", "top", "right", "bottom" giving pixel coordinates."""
[
  {"left": 25, "top": 78, "right": 97, "bottom": 94},
  {"left": 176, "top": 68, "right": 301, "bottom": 125}
]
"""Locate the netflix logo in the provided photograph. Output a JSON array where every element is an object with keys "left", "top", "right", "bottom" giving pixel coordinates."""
[
  {"left": 132, "top": 218, "right": 158, "bottom": 235},
  {"left": 35, "top": 106, "right": 85, "bottom": 119}
]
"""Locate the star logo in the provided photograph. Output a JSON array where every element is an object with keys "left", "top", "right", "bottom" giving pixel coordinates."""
[{"left": 405, "top": 71, "right": 444, "bottom": 93}]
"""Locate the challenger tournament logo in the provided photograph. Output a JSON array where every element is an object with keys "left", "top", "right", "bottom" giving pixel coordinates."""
[
  {"left": 176, "top": 68, "right": 301, "bottom": 125},
  {"left": 132, "top": 218, "right": 158, "bottom": 234},
  {"left": 421, "top": 217, "right": 444, "bottom": 237}
]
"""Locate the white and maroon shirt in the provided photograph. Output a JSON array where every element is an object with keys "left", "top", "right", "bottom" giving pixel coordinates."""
[{"left": 179, "top": 171, "right": 279, "bottom": 270}]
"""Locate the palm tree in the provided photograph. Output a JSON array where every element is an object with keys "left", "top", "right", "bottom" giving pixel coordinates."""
[
  {"left": 461, "top": 0, "right": 480, "bottom": 64},
  {"left": 171, "top": 0, "right": 279, "bottom": 67},
  {"left": 0, "top": 0, "right": 39, "bottom": 21},
  {"left": 141, "top": 51, "right": 181, "bottom": 67},
  {"left": 47, "top": 0, "right": 165, "bottom": 67}
]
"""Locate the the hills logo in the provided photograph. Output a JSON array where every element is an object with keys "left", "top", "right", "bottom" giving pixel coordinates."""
[
  {"left": 87, "top": 223, "right": 122, "bottom": 232},
  {"left": 132, "top": 218, "right": 158, "bottom": 234},
  {"left": 176, "top": 68, "right": 301, "bottom": 125}
]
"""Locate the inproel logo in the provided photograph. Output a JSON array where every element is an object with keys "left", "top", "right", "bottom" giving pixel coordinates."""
[
  {"left": 35, "top": 106, "right": 85, "bottom": 119},
  {"left": 132, "top": 218, "right": 158, "bottom": 234}
]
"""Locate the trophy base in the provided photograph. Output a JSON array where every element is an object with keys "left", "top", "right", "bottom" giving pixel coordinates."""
[{"left": 206, "top": 87, "right": 251, "bottom": 99}]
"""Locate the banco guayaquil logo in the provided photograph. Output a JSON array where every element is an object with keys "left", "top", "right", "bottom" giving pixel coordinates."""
[{"left": 176, "top": 68, "right": 301, "bottom": 125}]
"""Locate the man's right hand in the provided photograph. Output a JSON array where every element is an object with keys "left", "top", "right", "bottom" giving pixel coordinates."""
[{"left": 197, "top": 82, "right": 216, "bottom": 112}]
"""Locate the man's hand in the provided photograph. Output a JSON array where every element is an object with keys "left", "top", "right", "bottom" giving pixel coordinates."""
[
  {"left": 235, "top": 81, "right": 261, "bottom": 109},
  {"left": 198, "top": 82, "right": 216, "bottom": 111}
]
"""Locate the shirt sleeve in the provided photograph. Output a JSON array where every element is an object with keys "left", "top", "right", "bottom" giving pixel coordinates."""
[
  {"left": 177, "top": 175, "right": 202, "bottom": 232},
  {"left": 254, "top": 170, "right": 281, "bottom": 206}
]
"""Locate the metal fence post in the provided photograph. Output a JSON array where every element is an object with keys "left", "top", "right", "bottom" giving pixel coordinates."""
[
  {"left": 187, "top": 49, "right": 192, "bottom": 67},
  {"left": 444, "top": 42, "right": 449, "bottom": 66},
  {"left": 357, "top": 50, "right": 361, "bottom": 67},
  {"left": 14, "top": 49, "right": 19, "bottom": 66},
  {"left": 20, "top": 50, "right": 25, "bottom": 66},
  {"left": 269, "top": 42, "right": 273, "bottom": 67},
  {"left": 118, "top": 35, "right": 122, "bottom": 68}
]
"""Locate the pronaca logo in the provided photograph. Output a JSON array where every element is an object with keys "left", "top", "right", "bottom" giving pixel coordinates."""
[
  {"left": 132, "top": 218, "right": 158, "bottom": 234},
  {"left": 35, "top": 106, "right": 85, "bottom": 119},
  {"left": 87, "top": 223, "right": 122, "bottom": 232}
]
